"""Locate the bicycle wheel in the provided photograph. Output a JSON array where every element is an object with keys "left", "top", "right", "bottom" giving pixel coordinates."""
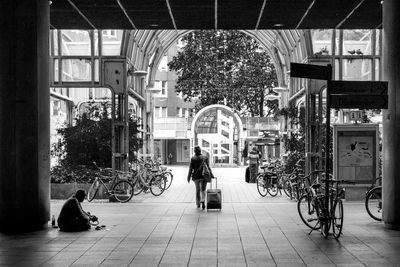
[
  {"left": 150, "top": 175, "right": 166, "bottom": 196},
  {"left": 332, "top": 199, "right": 344, "bottom": 239},
  {"left": 283, "top": 180, "right": 292, "bottom": 198},
  {"left": 113, "top": 181, "right": 134, "bottom": 203},
  {"left": 131, "top": 176, "right": 144, "bottom": 195},
  {"left": 163, "top": 172, "right": 173, "bottom": 190},
  {"left": 267, "top": 178, "right": 279, "bottom": 197},
  {"left": 87, "top": 178, "right": 100, "bottom": 202},
  {"left": 256, "top": 175, "right": 268, "bottom": 197},
  {"left": 297, "top": 195, "right": 320, "bottom": 230},
  {"left": 365, "top": 186, "right": 382, "bottom": 221}
]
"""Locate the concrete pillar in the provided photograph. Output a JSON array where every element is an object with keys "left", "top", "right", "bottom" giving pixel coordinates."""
[
  {"left": 0, "top": 0, "right": 50, "bottom": 232},
  {"left": 382, "top": 0, "right": 400, "bottom": 229}
]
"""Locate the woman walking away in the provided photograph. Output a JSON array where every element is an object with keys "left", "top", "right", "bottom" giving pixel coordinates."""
[{"left": 187, "top": 146, "right": 214, "bottom": 210}]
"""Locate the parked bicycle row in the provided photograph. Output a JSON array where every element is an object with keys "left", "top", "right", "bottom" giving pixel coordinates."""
[
  {"left": 86, "top": 159, "right": 174, "bottom": 203},
  {"left": 255, "top": 159, "right": 383, "bottom": 238}
]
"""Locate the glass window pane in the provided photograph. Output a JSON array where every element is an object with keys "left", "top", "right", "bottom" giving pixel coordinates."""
[
  {"left": 375, "top": 59, "right": 380, "bottom": 80},
  {"left": 102, "top": 30, "right": 123, "bottom": 56},
  {"left": 52, "top": 30, "right": 58, "bottom": 56},
  {"left": 61, "top": 59, "right": 92, "bottom": 82},
  {"left": 54, "top": 59, "right": 59, "bottom": 82},
  {"left": 375, "top": 30, "right": 381, "bottom": 55},
  {"left": 61, "top": 30, "right": 91, "bottom": 56},
  {"left": 334, "top": 30, "right": 340, "bottom": 55},
  {"left": 343, "top": 30, "right": 372, "bottom": 55},
  {"left": 158, "top": 55, "right": 168, "bottom": 71},
  {"left": 342, "top": 59, "right": 372, "bottom": 81},
  {"left": 334, "top": 59, "right": 340, "bottom": 80},
  {"left": 94, "top": 59, "right": 99, "bottom": 82},
  {"left": 94, "top": 30, "right": 99, "bottom": 56},
  {"left": 311, "top": 30, "right": 332, "bottom": 55}
]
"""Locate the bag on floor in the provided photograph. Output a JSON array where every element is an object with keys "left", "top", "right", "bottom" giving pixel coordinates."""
[{"left": 245, "top": 167, "right": 250, "bottom": 183}]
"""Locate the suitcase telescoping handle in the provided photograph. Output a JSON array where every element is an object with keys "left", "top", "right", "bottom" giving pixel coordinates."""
[{"left": 210, "top": 176, "right": 217, "bottom": 189}]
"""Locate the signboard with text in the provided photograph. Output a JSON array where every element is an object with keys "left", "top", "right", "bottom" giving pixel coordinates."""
[
  {"left": 333, "top": 124, "right": 379, "bottom": 184},
  {"left": 329, "top": 80, "right": 388, "bottom": 109}
]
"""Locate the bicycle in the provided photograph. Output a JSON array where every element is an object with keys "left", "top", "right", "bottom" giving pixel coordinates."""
[
  {"left": 305, "top": 178, "right": 354, "bottom": 238},
  {"left": 297, "top": 170, "right": 325, "bottom": 230},
  {"left": 87, "top": 162, "right": 134, "bottom": 203},
  {"left": 256, "top": 160, "right": 290, "bottom": 197},
  {"left": 129, "top": 160, "right": 166, "bottom": 196},
  {"left": 284, "top": 159, "right": 307, "bottom": 200},
  {"left": 142, "top": 158, "right": 174, "bottom": 190},
  {"left": 365, "top": 177, "right": 382, "bottom": 221},
  {"left": 256, "top": 166, "right": 278, "bottom": 197}
]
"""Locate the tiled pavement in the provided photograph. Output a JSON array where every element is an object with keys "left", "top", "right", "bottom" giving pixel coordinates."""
[{"left": 1, "top": 166, "right": 400, "bottom": 266}]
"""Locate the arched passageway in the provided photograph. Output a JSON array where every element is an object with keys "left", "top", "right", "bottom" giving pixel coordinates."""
[
  {"left": 191, "top": 104, "right": 243, "bottom": 165},
  {"left": 2, "top": 0, "right": 400, "bottom": 233}
]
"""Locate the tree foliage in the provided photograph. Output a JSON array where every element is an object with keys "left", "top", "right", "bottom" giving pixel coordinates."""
[
  {"left": 168, "top": 30, "right": 279, "bottom": 117},
  {"left": 52, "top": 102, "right": 142, "bottom": 168},
  {"left": 279, "top": 104, "right": 306, "bottom": 173}
]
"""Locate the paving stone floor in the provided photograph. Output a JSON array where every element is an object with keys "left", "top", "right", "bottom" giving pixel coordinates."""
[{"left": 1, "top": 166, "right": 400, "bottom": 266}]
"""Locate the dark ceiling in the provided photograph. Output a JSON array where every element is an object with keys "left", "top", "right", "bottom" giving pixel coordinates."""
[{"left": 50, "top": 0, "right": 383, "bottom": 30}]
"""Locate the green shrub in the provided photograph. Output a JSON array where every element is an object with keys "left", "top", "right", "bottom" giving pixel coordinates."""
[{"left": 50, "top": 164, "right": 113, "bottom": 184}]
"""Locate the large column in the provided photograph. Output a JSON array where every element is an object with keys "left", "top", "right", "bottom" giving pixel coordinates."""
[
  {"left": 0, "top": 0, "right": 50, "bottom": 232},
  {"left": 382, "top": 0, "right": 400, "bottom": 229}
]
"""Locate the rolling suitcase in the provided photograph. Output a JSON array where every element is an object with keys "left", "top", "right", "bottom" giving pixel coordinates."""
[{"left": 206, "top": 177, "right": 222, "bottom": 210}]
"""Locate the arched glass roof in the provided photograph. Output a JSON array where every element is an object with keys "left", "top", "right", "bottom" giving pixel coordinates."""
[{"left": 124, "top": 30, "right": 312, "bottom": 88}]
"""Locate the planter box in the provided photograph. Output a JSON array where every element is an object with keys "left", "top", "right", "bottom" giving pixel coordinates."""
[{"left": 51, "top": 183, "right": 111, "bottom": 200}]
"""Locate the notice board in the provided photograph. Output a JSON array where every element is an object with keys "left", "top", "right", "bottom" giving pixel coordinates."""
[{"left": 333, "top": 124, "right": 379, "bottom": 183}]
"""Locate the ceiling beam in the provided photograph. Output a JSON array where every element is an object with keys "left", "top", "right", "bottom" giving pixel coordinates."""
[
  {"left": 295, "top": 0, "right": 316, "bottom": 29},
  {"left": 255, "top": 0, "right": 267, "bottom": 30},
  {"left": 165, "top": 0, "right": 177, "bottom": 30},
  {"left": 67, "top": 0, "right": 96, "bottom": 29},
  {"left": 335, "top": 0, "right": 366, "bottom": 29},
  {"left": 116, "top": 0, "right": 137, "bottom": 29}
]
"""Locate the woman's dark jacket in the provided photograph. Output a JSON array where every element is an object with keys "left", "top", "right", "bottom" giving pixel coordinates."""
[{"left": 187, "top": 154, "right": 212, "bottom": 181}]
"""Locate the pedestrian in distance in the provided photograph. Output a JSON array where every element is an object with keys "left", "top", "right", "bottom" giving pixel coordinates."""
[
  {"left": 57, "top": 189, "right": 98, "bottom": 232},
  {"left": 168, "top": 153, "right": 173, "bottom": 165},
  {"left": 187, "top": 146, "right": 214, "bottom": 210},
  {"left": 248, "top": 146, "right": 260, "bottom": 183}
]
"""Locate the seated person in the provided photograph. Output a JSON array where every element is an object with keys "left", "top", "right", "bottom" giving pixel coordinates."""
[{"left": 57, "top": 189, "right": 97, "bottom": 232}]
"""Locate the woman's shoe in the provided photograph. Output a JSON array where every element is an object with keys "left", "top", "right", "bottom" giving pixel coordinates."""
[{"left": 201, "top": 201, "right": 205, "bottom": 210}]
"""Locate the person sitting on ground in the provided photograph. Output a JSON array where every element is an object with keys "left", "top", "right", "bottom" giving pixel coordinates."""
[{"left": 57, "top": 189, "right": 97, "bottom": 232}]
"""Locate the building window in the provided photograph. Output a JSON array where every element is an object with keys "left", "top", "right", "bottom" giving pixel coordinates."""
[
  {"left": 158, "top": 55, "right": 168, "bottom": 72},
  {"left": 162, "top": 107, "right": 167, "bottom": 117},
  {"left": 155, "top": 80, "right": 167, "bottom": 97},
  {"left": 102, "top": 30, "right": 117, "bottom": 38},
  {"left": 154, "top": 106, "right": 160, "bottom": 118},
  {"left": 161, "top": 81, "right": 167, "bottom": 96},
  {"left": 343, "top": 30, "right": 372, "bottom": 55},
  {"left": 52, "top": 100, "right": 60, "bottom": 116},
  {"left": 342, "top": 59, "right": 372, "bottom": 81},
  {"left": 94, "top": 88, "right": 111, "bottom": 99},
  {"left": 311, "top": 29, "right": 332, "bottom": 55},
  {"left": 177, "top": 108, "right": 182, "bottom": 117}
]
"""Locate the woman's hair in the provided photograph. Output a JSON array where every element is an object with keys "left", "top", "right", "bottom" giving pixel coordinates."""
[{"left": 194, "top": 146, "right": 202, "bottom": 156}]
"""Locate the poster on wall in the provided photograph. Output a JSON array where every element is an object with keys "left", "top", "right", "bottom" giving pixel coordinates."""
[{"left": 333, "top": 124, "right": 379, "bottom": 183}]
